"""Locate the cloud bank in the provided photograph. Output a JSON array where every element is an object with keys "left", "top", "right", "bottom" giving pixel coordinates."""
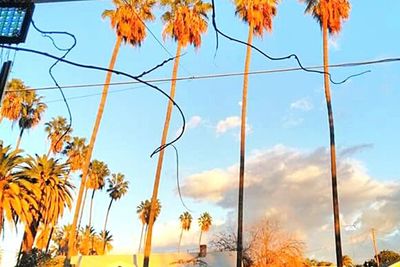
[{"left": 181, "top": 145, "right": 400, "bottom": 262}]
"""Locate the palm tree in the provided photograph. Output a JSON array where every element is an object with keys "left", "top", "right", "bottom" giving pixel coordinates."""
[
  {"left": 97, "top": 230, "right": 114, "bottom": 255},
  {"left": 78, "top": 225, "right": 96, "bottom": 256},
  {"left": 302, "top": 1, "right": 350, "bottom": 266},
  {"left": 15, "top": 89, "right": 47, "bottom": 150},
  {"left": 67, "top": 0, "right": 156, "bottom": 261},
  {"left": 0, "top": 79, "right": 31, "bottom": 123},
  {"left": 143, "top": 1, "right": 211, "bottom": 265},
  {"left": 102, "top": 173, "right": 129, "bottom": 252},
  {"left": 0, "top": 143, "right": 39, "bottom": 236},
  {"left": 233, "top": 1, "right": 278, "bottom": 266},
  {"left": 178, "top": 211, "right": 192, "bottom": 252},
  {"left": 342, "top": 255, "right": 353, "bottom": 267},
  {"left": 18, "top": 155, "right": 73, "bottom": 252},
  {"left": 198, "top": 212, "right": 212, "bottom": 246},
  {"left": 63, "top": 137, "right": 88, "bottom": 172},
  {"left": 45, "top": 116, "right": 72, "bottom": 156},
  {"left": 86, "top": 160, "right": 110, "bottom": 229},
  {"left": 136, "top": 199, "right": 161, "bottom": 253}
]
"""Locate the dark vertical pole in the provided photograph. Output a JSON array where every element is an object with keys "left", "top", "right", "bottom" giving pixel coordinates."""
[{"left": 0, "top": 60, "right": 12, "bottom": 105}]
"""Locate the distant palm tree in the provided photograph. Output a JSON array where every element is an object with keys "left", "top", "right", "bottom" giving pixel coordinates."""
[
  {"left": 0, "top": 143, "right": 39, "bottom": 236},
  {"left": 19, "top": 155, "right": 73, "bottom": 252},
  {"left": 233, "top": 1, "right": 279, "bottom": 266},
  {"left": 198, "top": 212, "right": 212, "bottom": 246},
  {"left": 342, "top": 255, "right": 353, "bottom": 267},
  {"left": 67, "top": 0, "right": 156, "bottom": 260},
  {"left": 63, "top": 137, "right": 88, "bottom": 172},
  {"left": 178, "top": 211, "right": 192, "bottom": 252},
  {"left": 102, "top": 173, "right": 129, "bottom": 252},
  {"left": 13, "top": 85, "right": 47, "bottom": 150},
  {"left": 302, "top": 1, "right": 350, "bottom": 266},
  {"left": 78, "top": 225, "right": 96, "bottom": 256},
  {"left": 45, "top": 116, "right": 72, "bottom": 156},
  {"left": 136, "top": 199, "right": 161, "bottom": 253},
  {"left": 97, "top": 230, "right": 114, "bottom": 255},
  {"left": 86, "top": 160, "right": 110, "bottom": 228},
  {"left": 144, "top": 1, "right": 211, "bottom": 265}
]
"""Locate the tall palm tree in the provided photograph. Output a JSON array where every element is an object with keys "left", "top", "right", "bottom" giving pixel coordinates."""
[
  {"left": 86, "top": 160, "right": 110, "bottom": 229},
  {"left": 18, "top": 155, "right": 73, "bottom": 252},
  {"left": 102, "top": 173, "right": 129, "bottom": 252},
  {"left": 0, "top": 143, "right": 39, "bottom": 236},
  {"left": 302, "top": 1, "right": 350, "bottom": 266},
  {"left": 67, "top": 0, "right": 156, "bottom": 262},
  {"left": 45, "top": 116, "right": 72, "bottom": 156},
  {"left": 198, "top": 212, "right": 212, "bottom": 246},
  {"left": 0, "top": 79, "right": 31, "bottom": 123},
  {"left": 178, "top": 211, "right": 192, "bottom": 252},
  {"left": 11, "top": 86, "right": 47, "bottom": 150},
  {"left": 136, "top": 199, "right": 161, "bottom": 253},
  {"left": 233, "top": 1, "right": 278, "bottom": 266},
  {"left": 143, "top": 1, "right": 211, "bottom": 265},
  {"left": 63, "top": 137, "right": 88, "bottom": 172}
]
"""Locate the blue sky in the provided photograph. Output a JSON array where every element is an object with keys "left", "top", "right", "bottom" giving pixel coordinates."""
[{"left": 1, "top": 0, "right": 400, "bottom": 266}]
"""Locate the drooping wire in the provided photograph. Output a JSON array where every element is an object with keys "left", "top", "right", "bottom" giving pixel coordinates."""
[
  {"left": 171, "top": 144, "right": 193, "bottom": 212},
  {"left": 0, "top": 44, "right": 186, "bottom": 157},
  {"left": 210, "top": 0, "right": 370, "bottom": 85},
  {"left": 31, "top": 20, "right": 76, "bottom": 154}
]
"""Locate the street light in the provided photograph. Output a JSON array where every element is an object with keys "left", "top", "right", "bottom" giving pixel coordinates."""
[{"left": 0, "top": 0, "right": 35, "bottom": 44}]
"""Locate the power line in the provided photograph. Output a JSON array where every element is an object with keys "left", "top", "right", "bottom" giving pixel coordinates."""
[{"left": 5, "top": 56, "right": 400, "bottom": 93}]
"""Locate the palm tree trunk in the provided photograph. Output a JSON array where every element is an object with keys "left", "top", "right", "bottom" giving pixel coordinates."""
[
  {"left": 45, "top": 224, "right": 55, "bottom": 254},
  {"left": 198, "top": 230, "right": 203, "bottom": 246},
  {"left": 102, "top": 199, "right": 113, "bottom": 252},
  {"left": 65, "top": 36, "right": 122, "bottom": 266},
  {"left": 322, "top": 14, "right": 343, "bottom": 267},
  {"left": 88, "top": 189, "right": 96, "bottom": 228},
  {"left": 178, "top": 228, "right": 183, "bottom": 253},
  {"left": 237, "top": 23, "right": 253, "bottom": 267},
  {"left": 77, "top": 188, "right": 89, "bottom": 231},
  {"left": 143, "top": 43, "right": 182, "bottom": 267},
  {"left": 15, "top": 128, "right": 24, "bottom": 150},
  {"left": 138, "top": 224, "right": 145, "bottom": 253}
]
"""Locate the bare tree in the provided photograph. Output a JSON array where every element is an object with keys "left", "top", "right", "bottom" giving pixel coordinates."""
[{"left": 211, "top": 219, "right": 305, "bottom": 267}]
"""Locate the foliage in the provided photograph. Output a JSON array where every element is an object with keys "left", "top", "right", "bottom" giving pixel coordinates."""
[
  {"left": 161, "top": 0, "right": 212, "bottom": 48},
  {"left": 179, "top": 211, "right": 192, "bottom": 231},
  {"left": 45, "top": 116, "right": 72, "bottom": 155},
  {"left": 234, "top": 0, "right": 279, "bottom": 35},
  {"left": 0, "top": 143, "right": 39, "bottom": 233},
  {"left": 303, "top": 0, "right": 350, "bottom": 33},
  {"left": 102, "top": 0, "right": 156, "bottom": 46},
  {"left": 18, "top": 155, "right": 74, "bottom": 251},
  {"left": 137, "top": 199, "right": 162, "bottom": 225},
  {"left": 63, "top": 137, "right": 88, "bottom": 172}
]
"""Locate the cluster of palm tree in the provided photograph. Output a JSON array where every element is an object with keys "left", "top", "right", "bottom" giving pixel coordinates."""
[
  {"left": 50, "top": 224, "right": 113, "bottom": 257},
  {"left": 0, "top": 79, "right": 130, "bottom": 262}
]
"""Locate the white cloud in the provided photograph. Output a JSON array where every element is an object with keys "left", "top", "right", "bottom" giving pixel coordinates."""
[
  {"left": 216, "top": 116, "right": 241, "bottom": 134},
  {"left": 181, "top": 145, "right": 400, "bottom": 262},
  {"left": 187, "top": 116, "right": 202, "bottom": 129},
  {"left": 216, "top": 116, "right": 252, "bottom": 136},
  {"left": 290, "top": 98, "right": 313, "bottom": 111}
]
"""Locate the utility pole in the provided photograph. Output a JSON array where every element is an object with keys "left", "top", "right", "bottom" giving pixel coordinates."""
[{"left": 371, "top": 228, "right": 380, "bottom": 267}]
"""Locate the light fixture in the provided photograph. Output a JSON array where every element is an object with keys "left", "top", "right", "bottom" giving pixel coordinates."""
[{"left": 0, "top": 1, "right": 34, "bottom": 44}]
